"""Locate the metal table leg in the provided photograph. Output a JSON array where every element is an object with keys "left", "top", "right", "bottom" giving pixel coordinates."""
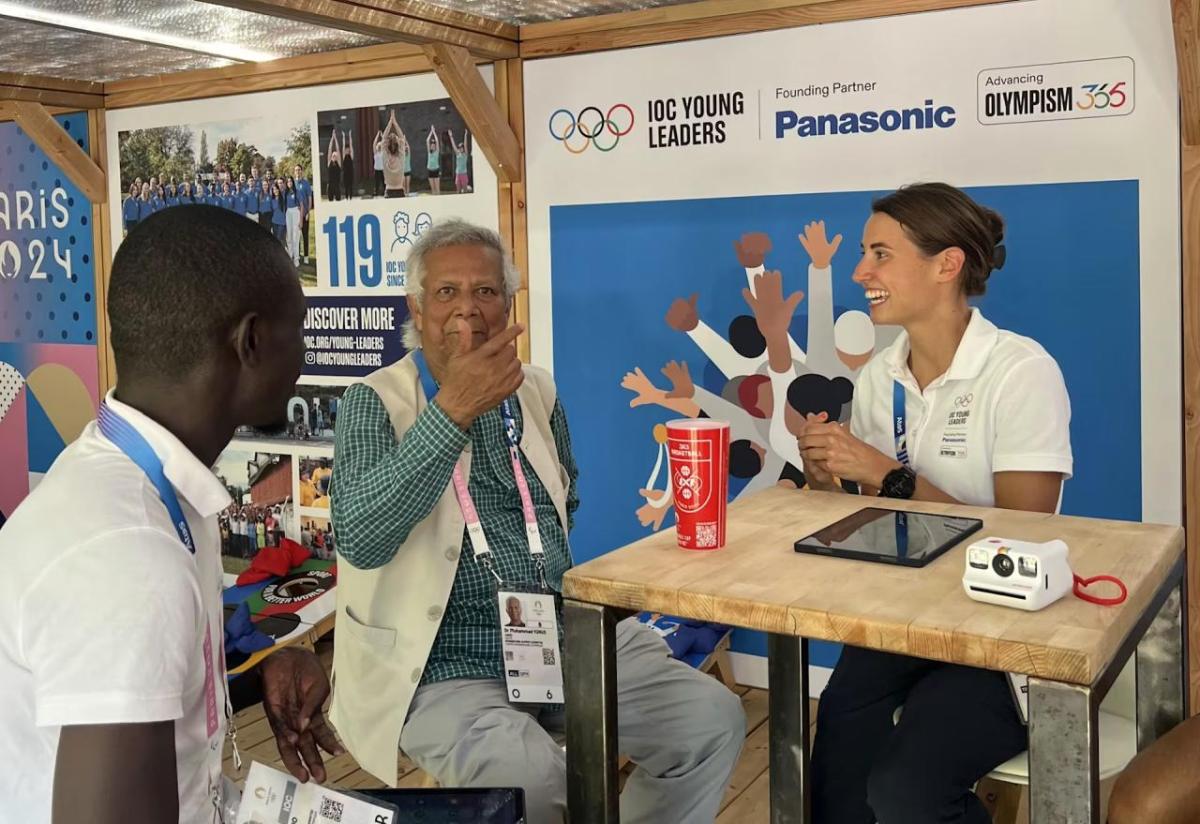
[
  {"left": 767, "top": 634, "right": 810, "bottom": 824},
  {"left": 1028, "top": 679, "right": 1099, "bottom": 823},
  {"left": 564, "top": 599, "right": 619, "bottom": 824},
  {"left": 1136, "top": 581, "right": 1188, "bottom": 749}
]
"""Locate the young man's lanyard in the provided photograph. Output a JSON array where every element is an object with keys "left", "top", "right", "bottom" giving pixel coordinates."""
[
  {"left": 97, "top": 403, "right": 241, "bottom": 820},
  {"left": 412, "top": 350, "right": 547, "bottom": 588}
]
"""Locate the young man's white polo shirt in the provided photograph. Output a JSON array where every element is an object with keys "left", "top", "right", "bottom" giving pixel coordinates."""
[
  {"left": 0, "top": 391, "right": 231, "bottom": 823},
  {"left": 850, "top": 308, "right": 1073, "bottom": 508}
]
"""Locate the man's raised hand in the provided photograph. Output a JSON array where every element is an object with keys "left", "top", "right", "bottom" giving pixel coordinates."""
[{"left": 436, "top": 320, "right": 525, "bottom": 429}]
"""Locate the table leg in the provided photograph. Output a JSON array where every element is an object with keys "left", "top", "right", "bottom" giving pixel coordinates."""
[
  {"left": 767, "top": 634, "right": 810, "bottom": 824},
  {"left": 1136, "top": 581, "right": 1188, "bottom": 750},
  {"left": 564, "top": 599, "right": 619, "bottom": 824},
  {"left": 1028, "top": 679, "right": 1099, "bottom": 823}
]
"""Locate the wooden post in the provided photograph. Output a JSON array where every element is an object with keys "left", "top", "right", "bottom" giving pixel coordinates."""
[
  {"left": 507, "top": 60, "right": 531, "bottom": 364},
  {"left": 1172, "top": 0, "right": 1200, "bottom": 710},
  {"left": 88, "top": 109, "right": 117, "bottom": 396}
]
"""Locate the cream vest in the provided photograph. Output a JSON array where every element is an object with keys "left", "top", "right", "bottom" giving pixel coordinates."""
[{"left": 329, "top": 352, "right": 571, "bottom": 784}]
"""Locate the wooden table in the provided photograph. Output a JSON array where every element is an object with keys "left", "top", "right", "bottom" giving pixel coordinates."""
[{"left": 561, "top": 488, "right": 1188, "bottom": 824}]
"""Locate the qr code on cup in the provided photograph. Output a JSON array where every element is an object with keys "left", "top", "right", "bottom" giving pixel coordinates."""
[
  {"left": 320, "top": 796, "right": 344, "bottom": 822},
  {"left": 696, "top": 523, "right": 718, "bottom": 548}
]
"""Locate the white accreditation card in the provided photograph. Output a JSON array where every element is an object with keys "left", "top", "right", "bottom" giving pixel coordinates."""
[
  {"left": 498, "top": 587, "right": 564, "bottom": 703},
  {"left": 235, "top": 761, "right": 398, "bottom": 824}
]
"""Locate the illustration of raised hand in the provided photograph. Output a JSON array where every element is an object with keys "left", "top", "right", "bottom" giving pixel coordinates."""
[
  {"left": 665, "top": 294, "right": 699, "bottom": 333},
  {"left": 661, "top": 360, "right": 694, "bottom": 400},
  {"left": 733, "top": 232, "right": 772, "bottom": 268},
  {"left": 636, "top": 487, "right": 672, "bottom": 531},
  {"left": 742, "top": 270, "right": 804, "bottom": 338},
  {"left": 798, "top": 220, "right": 843, "bottom": 269},
  {"left": 621, "top": 367, "right": 666, "bottom": 408}
]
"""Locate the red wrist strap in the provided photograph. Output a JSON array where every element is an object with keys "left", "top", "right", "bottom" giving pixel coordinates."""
[{"left": 1073, "top": 573, "right": 1128, "bottom": 606}]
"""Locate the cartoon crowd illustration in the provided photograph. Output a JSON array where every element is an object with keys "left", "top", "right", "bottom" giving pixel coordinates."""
[{"left": 621, "top": 221, "right": 889, "bottom": 530}]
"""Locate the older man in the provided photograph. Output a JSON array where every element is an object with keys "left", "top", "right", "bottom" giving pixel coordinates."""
[{"left": 330, "top": 219, "right": 745, "bottom": 824}]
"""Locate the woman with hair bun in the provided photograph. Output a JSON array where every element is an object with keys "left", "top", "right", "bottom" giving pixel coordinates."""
[{"left": 800, "top": 182, "right": 1073, "bottom": 824}]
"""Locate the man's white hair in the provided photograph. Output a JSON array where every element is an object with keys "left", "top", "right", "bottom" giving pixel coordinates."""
[{"left": 402, "top": 218, "right": 521, "bottom": 350}]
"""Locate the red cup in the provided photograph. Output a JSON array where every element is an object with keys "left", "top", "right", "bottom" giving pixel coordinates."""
[{"left": 666, "top": 419, "right": 730, "bottom": 550}]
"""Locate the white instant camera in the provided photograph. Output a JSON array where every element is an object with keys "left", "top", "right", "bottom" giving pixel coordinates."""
[{"left": 962, "top": 537, "right": 1072, "bottom": 611}]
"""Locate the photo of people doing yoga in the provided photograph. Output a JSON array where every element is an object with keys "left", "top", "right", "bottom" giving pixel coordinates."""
[{"left": 318, "top": 97, "right": 474, "bottom": 200}]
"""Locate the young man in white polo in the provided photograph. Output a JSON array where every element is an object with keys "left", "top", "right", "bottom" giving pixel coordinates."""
[{"left": 0, "top": 205, "right": 342, "bottom": 823}]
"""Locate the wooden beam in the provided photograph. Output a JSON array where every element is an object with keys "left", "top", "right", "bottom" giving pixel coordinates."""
[
  {"left": 105, "top": 40, "right": 426, "bottom": 95},
  {"left": 105, "top": 53, "right": 433, "bottom": 108},
  {"left": 0, "top": 72, "right": 103, "bottom": 95},
  {"left": 423, "top": 43, "right": 522, "bottom": 184},
  {"left": 198, "top": 0, "right": 517, "bottom": 59},
  {"left": 352, "top": 0, "right": 518, "bottom": 41},
  {"left": 0, "top": 85, "right": 104, "bottom": 110},
  {"left": 10, "top": 102, "right": 106, "bottom": 203},
  {"left": 518, "top": 0, "right": 1018, "bottom": 58},
  {"left": 1175, "top": 0, "right": 1200, "bottom": 146},
  {"left": 0, "top": 102, "right": 74, "bottom": 122},
  {"left": 521, "top": 0, "right": 832, "bottom": 39}
]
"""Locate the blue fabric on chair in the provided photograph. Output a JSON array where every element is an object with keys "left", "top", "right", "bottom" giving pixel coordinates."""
[
  {"left": 224, "top": 601, "right": 275, "bottom": 656},
  {"left": 637, "top": 613, "right": 730, "bottom": 665}
]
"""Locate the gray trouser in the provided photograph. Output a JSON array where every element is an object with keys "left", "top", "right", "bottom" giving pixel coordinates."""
[{"left": 400, "top": 618, "right": 746, "bottom": 824}]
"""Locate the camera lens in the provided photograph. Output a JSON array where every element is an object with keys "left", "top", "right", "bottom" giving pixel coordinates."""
[{"left": 992, "top": 553, "right": 1015, "bottom": 578}]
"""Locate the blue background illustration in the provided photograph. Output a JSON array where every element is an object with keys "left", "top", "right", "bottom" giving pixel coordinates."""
[{"left": 550, "top": 180, "right": 1141, "bottom": 665}]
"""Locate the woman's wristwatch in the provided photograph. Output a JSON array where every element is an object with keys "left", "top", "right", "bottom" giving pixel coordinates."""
[{"left": 879, "top": 466, "right": 917, "bottom": 499}]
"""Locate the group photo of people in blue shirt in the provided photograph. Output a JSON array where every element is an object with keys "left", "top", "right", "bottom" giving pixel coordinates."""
[
  {"left": 117, "top": 119, "right": 318, "bottom": 285},
  {"left": 317, "top": 98, "right": 474, "bottom": 201}
]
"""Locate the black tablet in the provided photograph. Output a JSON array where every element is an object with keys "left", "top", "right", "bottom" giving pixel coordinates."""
[
  {"left": 355, "top": 787, "right": 525, "bottom": 823},
  {"left": 793, "top": 507, "right": 983, "bottom": 567}
]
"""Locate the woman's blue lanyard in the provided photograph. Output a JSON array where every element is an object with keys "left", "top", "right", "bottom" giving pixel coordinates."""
[
  {"left": 891, "top": 382, "right": 910, "bottom": 558},
  {"left": 893, "top": 380, "right": 910, "bottom": 468}
]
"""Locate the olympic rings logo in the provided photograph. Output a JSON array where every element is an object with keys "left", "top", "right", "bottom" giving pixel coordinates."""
[
  {"left": 954, "top": 393, "right": 974, "bottom": 408},
  {"left": 548, "top": 104, "right": 635, "bottom": 153}
]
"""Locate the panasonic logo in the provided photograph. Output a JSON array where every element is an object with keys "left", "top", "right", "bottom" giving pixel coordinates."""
[{"left": 775, "top": 99, "right": 957, "bottom": 139}]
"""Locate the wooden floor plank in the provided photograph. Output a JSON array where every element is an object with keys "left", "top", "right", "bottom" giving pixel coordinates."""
[
  {"left": 721, "top": 718, "right": 769, "bottom": 811},
  {"left": 741, "top": 688, "right": 769, "bottom": 730},
  {"left": 717, "top": 767, "right": 770, "bottom": 823}
]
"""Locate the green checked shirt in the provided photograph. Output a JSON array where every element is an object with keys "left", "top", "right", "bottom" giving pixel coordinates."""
[{"left": 330, "top": 381, "right": 579, "bottom": 686}]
